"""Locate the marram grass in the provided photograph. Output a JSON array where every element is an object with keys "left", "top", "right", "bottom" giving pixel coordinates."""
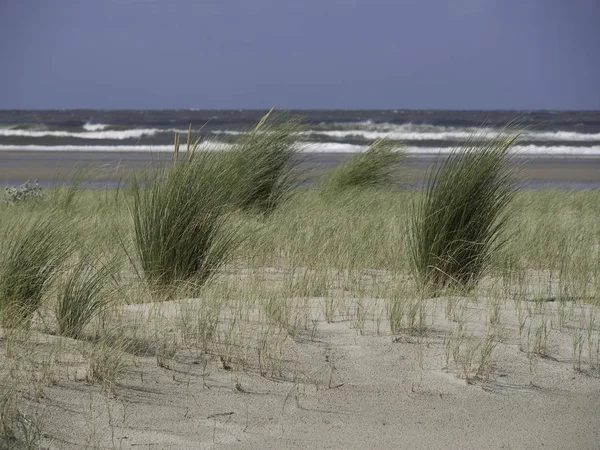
[
  {"left": 227, "top": 110, "right": 303, "bottom": 214},
  {"left": 130, "top": 111, "right": 301, "bottom": 291},
  {"left": 321, "top": 138, "right": 403, "bottom": 193},
  {"left": 409, "top": 131, "right": 519, "bottom": 296},
  {"left": 0, "top": 212, "right": 78, "bottom": 327},
  {"left": 55, "top": 255, "right": 119, "bottom": 339},
  {"left": 130, "top": 148, "right": 243, "bottom": 292}
]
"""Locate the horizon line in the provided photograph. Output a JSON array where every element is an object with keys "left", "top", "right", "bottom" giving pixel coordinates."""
[{"left": 1, "top": 107, "right": 599, "bottom": 113}]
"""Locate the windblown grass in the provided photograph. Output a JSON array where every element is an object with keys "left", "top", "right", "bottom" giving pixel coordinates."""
[
  {"left": 226, "top": 110, "right": 302, "bottom": 214},
  {"left": 322, "top": 138, "right": 403, "bottom": 193},
  {"left": 87, "top": 330, "right": 132, "bottom": 393},
  {"left": 1, "top": 116, "right": 599, "bottom": 448},
  {"left": 0, "top": 173, "right": 599, "bottom": 448},
  {"left": 0, "top": 212, "right": 77, "bottom": 327},
  {"left": 55, "top": 256, "right": 118, "bottom": 339},
  {"left": 409, "top": 131, "right": 519, "bottom": 296},
  {"left": 130, "top": 148, "right": 243, "bottom": 292},
  {"left": 48, "top": 168, "right": 88, "bottom": 210},
  {"left": 130, "top": 111, "right": 302, "bottom": 291}
]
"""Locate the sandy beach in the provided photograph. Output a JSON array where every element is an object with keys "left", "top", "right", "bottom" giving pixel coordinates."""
[
  {"left": 1, "top": 184, "right": 599, "bottom": 449},
  {"left": 4, "top": 287, "right": 599, "bottom": 449},
  {"left": 2, "top": 151, "right": 600, "bottom": 189}
]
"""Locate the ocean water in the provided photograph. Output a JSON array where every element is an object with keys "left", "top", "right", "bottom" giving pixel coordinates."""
[{"left": 1, "top": 109, "right": 599, "bottom": 156}]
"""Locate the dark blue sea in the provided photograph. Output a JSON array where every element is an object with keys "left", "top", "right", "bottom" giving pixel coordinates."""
[{"left": 1, "top": 109, "right": 599, "bottom": 156}]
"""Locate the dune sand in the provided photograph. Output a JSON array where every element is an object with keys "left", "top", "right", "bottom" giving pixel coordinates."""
[{"left": 4, "top": 285, "right": 599, "bottom": 450}]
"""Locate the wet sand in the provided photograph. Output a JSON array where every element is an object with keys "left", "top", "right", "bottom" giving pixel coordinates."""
[{"left": 1, "top": 151, "right": 600, "bottom": 189}]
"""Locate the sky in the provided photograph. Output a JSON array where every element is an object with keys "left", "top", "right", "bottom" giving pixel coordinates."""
[{"left": 0, "top": 0, "right": 598, "bottom": 110}]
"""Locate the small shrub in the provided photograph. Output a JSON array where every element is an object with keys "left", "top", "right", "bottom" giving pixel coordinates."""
[
  {"left": 4, "top": 180, "right": 44, "bottom": 205},
  {"left": 409, "top": 131, "right": 519, "bottom": 296}
]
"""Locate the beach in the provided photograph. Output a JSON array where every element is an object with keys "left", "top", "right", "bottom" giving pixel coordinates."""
[
  {"left": 10, "top": 293, "right": 600, "bottom": 449},
  {"left": 1, "top": 184, "right": 600, "bottom": 449},
  {"left": 2, "top": 151, "right": 600, "bottom": 189},
  {"left": 1, "top": 110, "right": 599, "bottom": 449}
]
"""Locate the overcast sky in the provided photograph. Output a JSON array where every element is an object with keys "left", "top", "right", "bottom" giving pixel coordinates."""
[{"left": 0, "top": 0, "right": 598, "bottom": 110}]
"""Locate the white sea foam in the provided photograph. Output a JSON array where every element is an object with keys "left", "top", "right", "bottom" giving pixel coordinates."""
[
  {"left": 525, "top": 131, "right": 600, "bottom": 141},
  {"left": 0, "top": 128, "right": 192, "bottom": 139},
  {"left": 3, "top": 122, "right": 599, "bottom": 143},
  {"left": 82, "top": 122, "right": 109, "bottom": 131},
  {"left": 0, "top": 141, "right": 232, "bottom": 152},
  {"left": 0, "top": 143, "right": 361, "bottom": 153},
  {"left": 509, "top": 145, "right": 600, "bottom": 155},
  {"left": 0, "top": 142, "right": 366, "bottom": 153},
  {"left": 298, "top": 143, "right": 600, "bottom": 156},
  {"left": 211, "top": 122, "right": 600, "bottom": 143},
  {"left": 211, "top": 130, "right": 246, "bottom": 135},
  {"left": 308, "top": 129, "right": 480, "bottom": 141},
  {"left": 305, "top": 124, "right": 600, "bottom": 142},
  {"left": 298, "top": 142, "right": 368, "bottom": 153},
  {"left": 0, "top": 142, "right": 598, "bottom": 156}
]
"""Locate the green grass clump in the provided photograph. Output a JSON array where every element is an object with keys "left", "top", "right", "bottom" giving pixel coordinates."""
[
  {"left": 409, "top": 131, "right": 519, "bottom": 296},
  {"left": 227, "top": 110, "right": 302, "bottom": 214},
  {"left": 55, "top": 257, "right": 118, "bottom": 339},
  {"left": 131, "top": 110, "right": 301, "bottom": 292},
  {"left": 322, "top": 138, "right": 402, "bottom": 193},
  {"left": 130, "top": 148, "right": 243, "bottom": 292},
  {"left": 0, "top": 213, "right": 77, "bottom": 327}
]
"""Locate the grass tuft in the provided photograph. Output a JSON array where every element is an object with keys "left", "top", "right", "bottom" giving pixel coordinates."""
[
  {"left": 0, "top": 213, "right": 77, "bottom": 327},
  {"left": 409, "top": 131, "right": 519, "bottom": 296},
  {"left": 130, "top": 148, "right": 243, "bottom": 292},
  {"left": 55, "top": 256, "right": 119, "bottom": 339},
  {"left": 322, "top": 138, "right": 402, "bottom": 193},
  {"left": 88, "top": 332, "right": 131, "bottom": 393},
  {"left": 227, "top": 111, "right": 302, "bottom": 214}
]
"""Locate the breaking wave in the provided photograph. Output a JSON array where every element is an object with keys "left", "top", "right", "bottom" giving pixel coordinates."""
[
  {"left": 1, "top": 143, "right": 598, "bottom": 156},
  {"left": 82, "top": 122, "right": 109, "bottom": 131},
  {"left": 0, "top": 128, "right": 185, "bottom": 140},
  {"left": 0, "top": 141, "right": 232, "bottom": 152},
  {"left": 305, "top": 123, "right": 600, "bottom": 142}
]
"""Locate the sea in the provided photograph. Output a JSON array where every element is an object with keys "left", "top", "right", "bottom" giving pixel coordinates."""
[
  {"left": 1, "top": 109, "right": 599, "bottom": 188},
  {"left": 1, "top": 109, "right": 599, "bottom": 155}
]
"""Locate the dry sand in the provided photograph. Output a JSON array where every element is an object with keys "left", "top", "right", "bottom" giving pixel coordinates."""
[{"left": 3, "top": 291, "right": 599, "bottom": 450}]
